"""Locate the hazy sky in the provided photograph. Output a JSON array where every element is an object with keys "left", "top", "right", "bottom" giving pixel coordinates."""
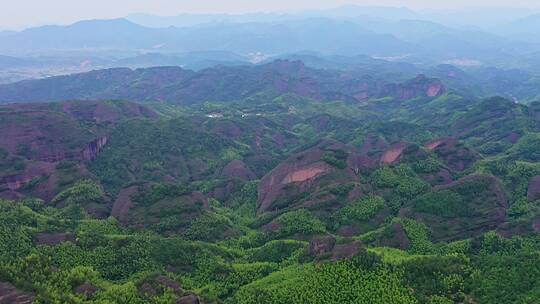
[{"left": 2, "top": 0, "right": 540, "bottom": 29}]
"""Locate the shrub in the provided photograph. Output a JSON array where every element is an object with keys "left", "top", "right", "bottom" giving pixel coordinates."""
[
  {"left": 185, "top": 212, "right": 238, "bottom": 242},
  {"left": 337, "top": 196, "right": 385, "bottom": 225},
  {"left": 275, "top": 209, "right": 326, "bottom": 238},
  {"left": 412, "top": 157, "right": 441, "bottom": 174},
  {"left": 321, "top": 149, "right": 348, "bottom": 169},
  {"left": 400, "top": 218, "right": 433, "bottom": 254},
  {"left": 247, "top": 240, "right": 306, "bottom": 263},
  {"left": 51, "top": 179, "right": 104, "bottom": 207}
]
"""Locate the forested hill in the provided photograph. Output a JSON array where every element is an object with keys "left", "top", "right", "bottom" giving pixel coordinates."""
[
  {"left": 1, "top": 84, "right": 539, "bottom": 303},
  {"left": 0, "top": 60, "right": 445, "bottom": 104}
]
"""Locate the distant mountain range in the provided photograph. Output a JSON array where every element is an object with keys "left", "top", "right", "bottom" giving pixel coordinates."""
[
  {"left": 126, "top": 6, "right": 539, "bottom": 30},
  {"left": 0, "top": 60, "right": 446, "bottom": 104},
  {"left": 495, "top": 13, "right": 540, "bottom": 43},
  {"left": 2, "top": 5, "right": 540, "bottom": 94},
  {"left": 0, "top": 15, "right": 537, "bottom": 67}
]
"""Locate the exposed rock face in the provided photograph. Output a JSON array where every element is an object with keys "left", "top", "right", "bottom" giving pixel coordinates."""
[
  {"left": 28, "top": 136, "right": 108, "bottom": 163},
  {"left": 336, "top": 225, "right": 361, "bottom": 237},
  {"left": 0, "top": 282, "right": 34, "bottom": 304},
  {"left": 306, "top": 235, "right": 363, "bottom": 261},
  {"left": 0, "top": 110, "right": 88, "bottom": 162},
  {"left": 0, "top": 162, "right": 94, "bottom": 202},
  {"left": 423, "top": 168, "right": 454, "bottom": 186},
  {"left": 177, "top": 294, "right": 200, "bottom": 304},
  {"left": 331, "top": 242, "right": 363, "bottom": 261},
  {"left": 371, "top": 222, "right": 411, "bottom": 250},
  {"left": 139, "top": 283, "right": 157, "bottom": 297},
  {"left": 207, "top": 181, "right": 237, "bottom": 202},
  {"left": 506, "top": 132, "right": 521, "bottom": 144},
  {"left": 0, "top": 104, "right": 127, "bottom": 164},
  {"left": 74, "top": 283, "right": 98, "bottom": 298},
  {"left": 258, "top": 154, "right": 329, "bottom": 213},
  {"left": 307, "top": 235, "right": 337, "bottom": 257},
  {"left": 355, "top": 134, "right": 388, "bottom": 169},
  {"left": 0, "top": 162, "right": 56, "bottom": 191},
  {"left": 533, "top": 217, "right": 540, "bottom": 233},
  {"left": 380, "top": 74, "right": 445, "bottom": 101},
  {"left": 426, "top": 139, "right": 445, "bottom": 151},
  {"left": 0, "top": 100, "right": 158, "bottom": 203},
  {"left": 380, "top": 142, "right": 409, "bottom": 165},
  {"left": 527, "top": 176, "right": 540, "bottom": 201},
  {"left": 222, "top": 160, "right": 256, "bottom": 181},
  {"left": 281, "top": 165, "right": 328, "bottom": 184},
  {"left": 154, "top": 276, "right": 183, "bottom": 294},
  {"left": 257, "top": 140, "right": 360, "bottom": 213},
  {"left": 35, "top": 233, "right": 76, "bottom": 246},
  {"left": 262, "top": 218, "right": 283, "bottom": 233},
  {"left": 426, "top": 137, "right": 478, "bottom": 172},
  {"left": 80, "top": 137, "right": 108, "bottom": 161},
  {"left": 111, "top": 186, "right": 138, "bottom": 222},
  {"left": 381, "top": 223, "right": 411, "bottom": 250},
  {"left": 137, "top": 275, "right": 182, "bottom": 298},
  {"left": 427, "top": 81, "right": 444, "bottom": 97}
]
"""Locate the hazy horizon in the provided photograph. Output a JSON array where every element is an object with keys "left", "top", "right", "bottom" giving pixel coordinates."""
[{"left": 2, "top": 0, "right": 540, "bottom": 30}]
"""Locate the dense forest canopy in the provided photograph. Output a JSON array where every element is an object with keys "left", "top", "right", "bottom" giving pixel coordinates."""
[
  {"left": 1, "top": 4, "right": 540, "bottom": 303},
  {"left": 0, "top": 81, "right": 539, "bottom": 303}
]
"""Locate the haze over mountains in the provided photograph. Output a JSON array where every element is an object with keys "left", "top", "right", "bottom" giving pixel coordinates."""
[{"left": 2, "top": 5, "right": 540, "bottom": 86}]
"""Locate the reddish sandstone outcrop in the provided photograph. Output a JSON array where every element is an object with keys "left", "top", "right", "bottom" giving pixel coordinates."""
[
  {"left": 137, "top": 275, "right": 183, "bottom": 298},
  {"left": 0, "top": 282, "right": 34, "bottom": 304},
  {"left": 155, "top": 276, "right": 183, "bottom": 294},
  {"left": 0, "top": 162, "right": 56, "bottom": 191},
  {"left": 307, "top": 235, "right": 337, "bottom": 257},
  {"left": 336, "top": 225, "right": 361, "bottom": 237},
  {"left": 257, "top": 140, "right": 360, "bottom": 213},
  {"left": 427, "top": 81, "right": 444, "bottom": 97},
  {"left": 111, "top": 186, "right": 138, "bottom": 222},
  {"left": 281, "top": 166, "right": 327, "bottom": 184},
  {"left": 0, "top": 162, "right": 94, "bottom": 203},
  {"left": 426, "top": 139, "right": 446, "bottom": 150},
  {"left": 380, "top": 142, "right": 409, "bottom": 165},
  {"left": 257, "top": 156, "right": 330, "bottom": 213},
  {"left": 533, "top": 218, "right": 540, "bottom": 233},
  {"left": 222, "top": 160, "right": 256, "bottom": 181},
  {"left": 527, "top": 176, "right": 540, "bottom": 201},
  {"left": 423, "top": 168, "right": 454, "bottom": 186},
  {"left": 35, "top": 233, "right": 75, "bottom": 246},
  {"left": 426, "top": 137, "right": 478, "bottom": 172},
  {"left": 357, "top": 221, "right": 411, "bottom": 250},
  {"left": 177, "top": 294, "right": 200, "bottom": 304},
  {"left": 81, "top": 137, "right": 108, "bottom": 161},
  {"left": 0, "top": 100, "right": 157, "bottom": 203},
  {"left": 331, "top": 242, "right": 363, "bottom": 261},
  {"left": 379, "top": 75, "right": 445, "bottom": 101},
  {"left": 305, "top": 235, "right": 363, "bottom": 261},
  {"left": 74, "top": 283, "right": 98, "bottom": 298}
]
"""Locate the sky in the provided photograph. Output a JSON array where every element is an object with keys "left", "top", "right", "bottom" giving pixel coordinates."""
[{"left": 2, "top": 0, "right": 540, "bottom": 30}]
